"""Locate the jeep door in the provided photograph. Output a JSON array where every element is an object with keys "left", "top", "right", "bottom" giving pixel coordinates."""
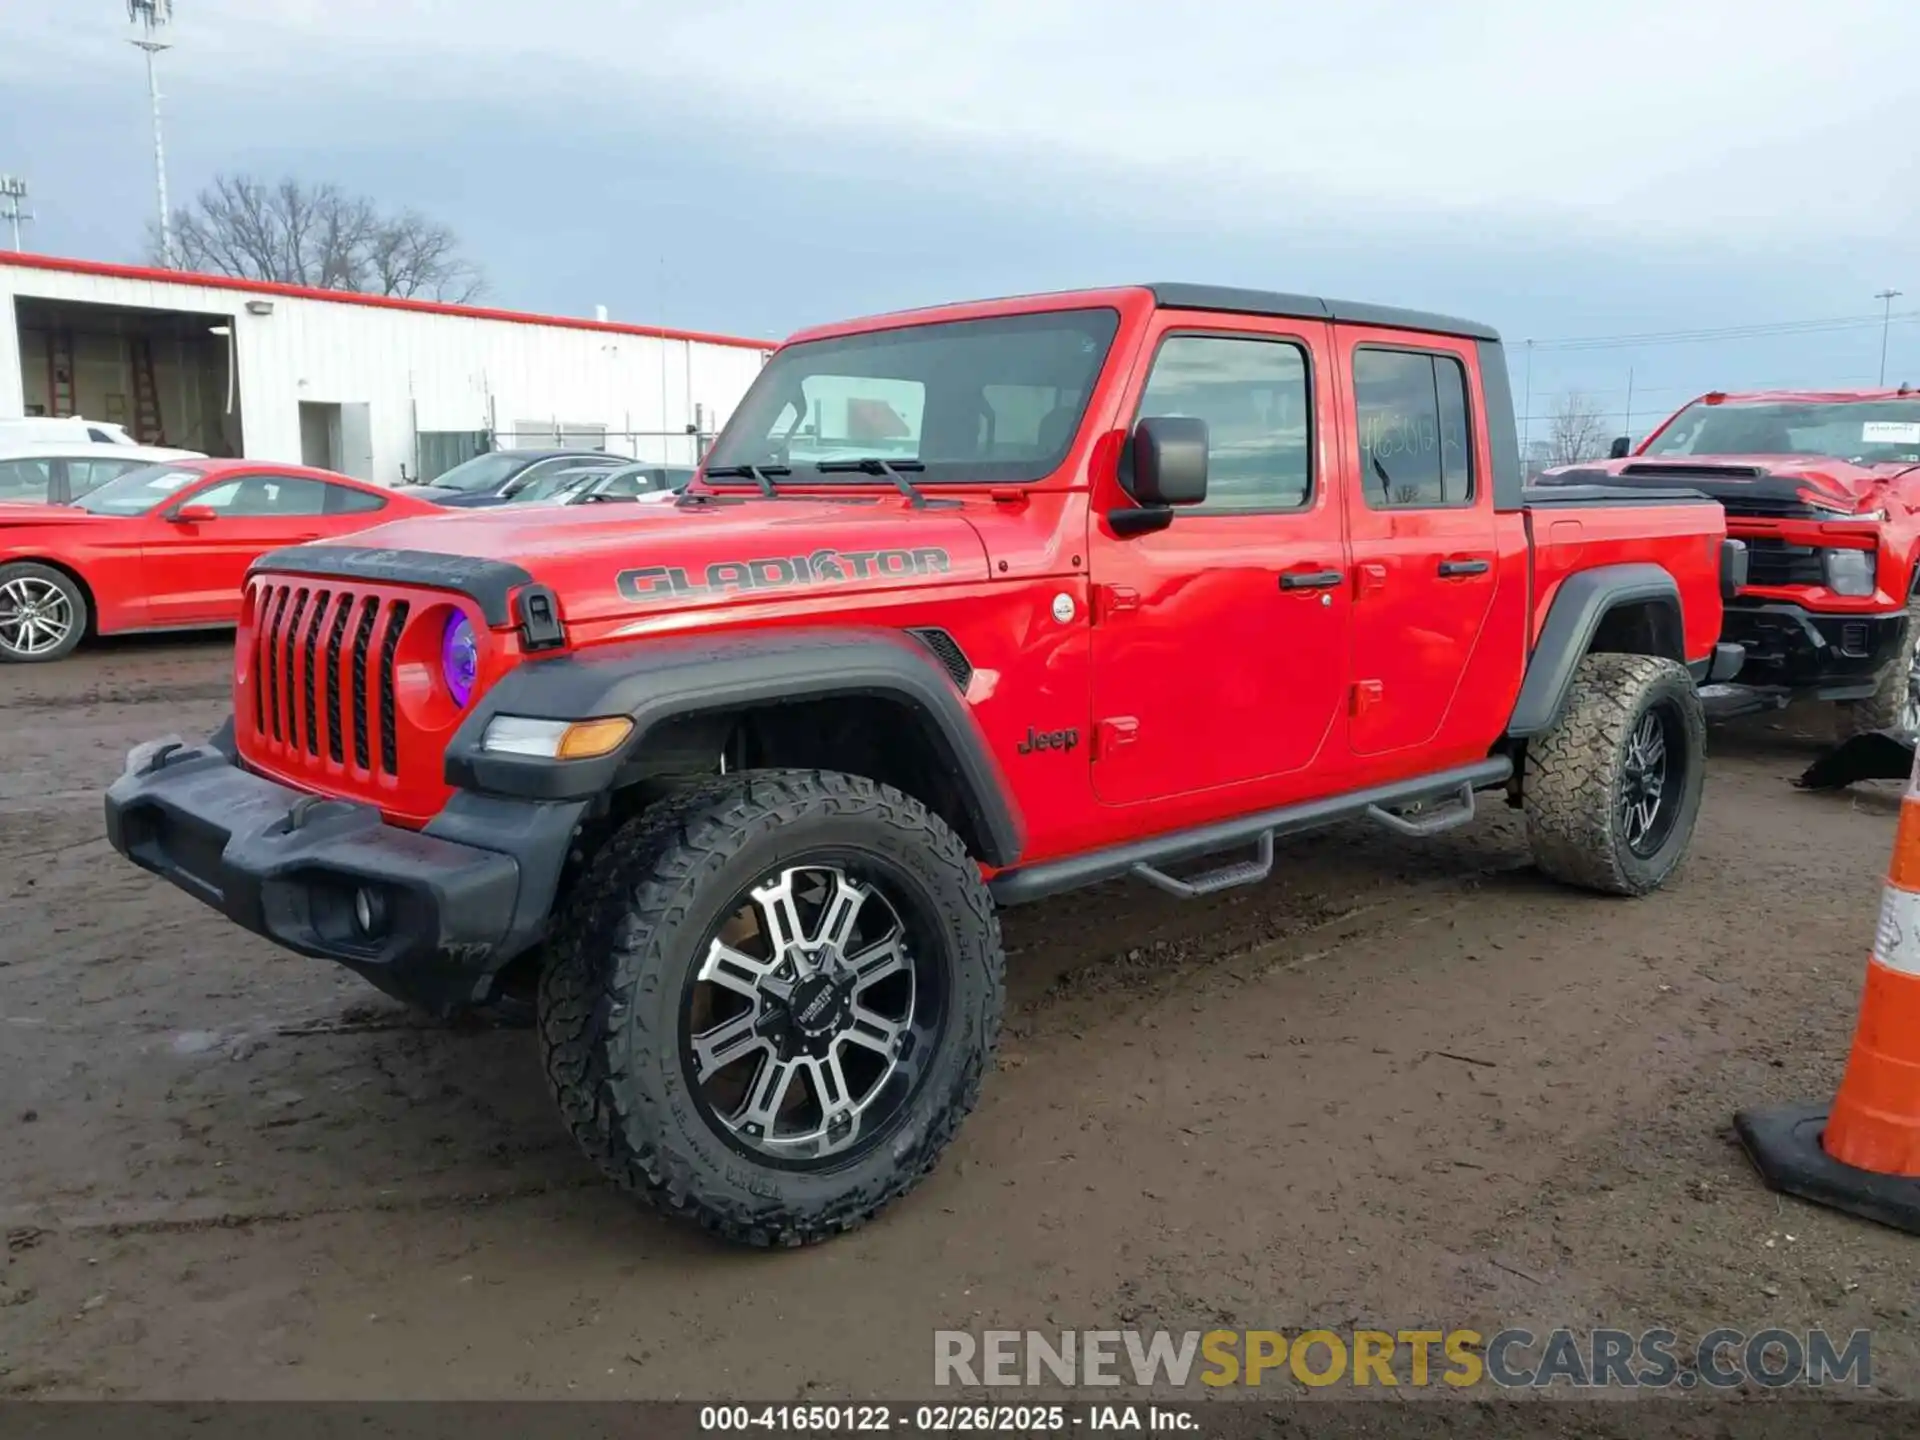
[
  {"left": 1335, "top": 328, "right": 1500, "bottom": 756},
  {"left": 1088, "top": 314, "right": 1350, "bottom": 806}
]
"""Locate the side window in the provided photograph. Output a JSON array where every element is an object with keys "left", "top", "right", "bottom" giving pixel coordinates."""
[
  {"left": 87, "top": 428, "right": 115, "bottom": 443},
  {"left": 1353, "top": 349, "right": 1473, "bottom": 509},
  {"left": 191, "top": 476, "right": 332, "bottom": 516},
  {"left": 1136, "top": 334, "right": 1312, "bottom": 511},
  {"left": 0, "top": 457, "right": 52, "bottom": 501},
  {"left": 324, "top": 484, "right": 388, "bottom": 515}
]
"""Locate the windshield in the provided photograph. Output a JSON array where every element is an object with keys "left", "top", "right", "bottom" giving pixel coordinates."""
[
  {"left": 704, "top": 308, "right": 1122, "bottom": 484},
  {"left": 428, "top": 452, "right": 528, "bottom": 493},
  {"left": 506, "top": 468, "right": 605, "bottom": 505},
  {"left": 593, "top": 466, "right": 694, "bottom": 498},
  {"left": 71, "top": 464, "right": 208, "bottom": 515},
  {"left": 1643, "top": 399, "right": 1920, "bottom": 465}
]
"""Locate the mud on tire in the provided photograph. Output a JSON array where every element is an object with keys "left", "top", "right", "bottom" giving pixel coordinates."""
[
  {"left": 537, "top": 768, "right": 1005, "bottom": 1246},
  {"left": 1524, "top": 653, "right": 1707, "bottom": 896}
]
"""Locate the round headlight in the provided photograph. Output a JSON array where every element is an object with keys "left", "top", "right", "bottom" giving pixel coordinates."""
[{"left": 440, "top": 612, "right": 478, "bottom": 705}]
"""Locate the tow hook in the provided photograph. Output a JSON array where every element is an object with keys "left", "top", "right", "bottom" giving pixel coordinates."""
[{"left": 135, "top": 739, "right": 186, "bottom": 777}]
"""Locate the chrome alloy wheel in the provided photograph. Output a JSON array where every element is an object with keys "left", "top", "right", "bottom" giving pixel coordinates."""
[
  {"left": 683, "top": 863, "right": 943, "bottom": 1166},
  {"left": 0, "top": 576, "right": 75, "bottom": 658}
]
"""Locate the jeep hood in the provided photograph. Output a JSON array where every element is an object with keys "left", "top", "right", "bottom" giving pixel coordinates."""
[
  {"left": 1543, "top": 455, "right": 1906, "bottom": 514},
  {"left": 272, "top": 496, "right": 993, "bottom": 628}
]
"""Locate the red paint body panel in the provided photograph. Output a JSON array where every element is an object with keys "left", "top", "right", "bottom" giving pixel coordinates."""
[
  {"left": 0, "top": 460, "right": 442, "bottom": 636},
  {"left": 236, "top": 286, "right": 1728, "bottom": 873},
  {"left": 1628, "top": 389, "right": 1920, "bottom": 617}
]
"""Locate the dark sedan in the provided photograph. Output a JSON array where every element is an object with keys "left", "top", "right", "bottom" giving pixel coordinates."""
[{"left": 411, "top": 449, "right": 625, "bottom": 508}]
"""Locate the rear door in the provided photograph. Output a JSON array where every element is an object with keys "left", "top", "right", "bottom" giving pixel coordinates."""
[
  {"left": 1089, "top": 313, "right": 1350, "bottom": 806},
  {"left": 1336, "top": 329, "right": 1500, "bottom": 756}
]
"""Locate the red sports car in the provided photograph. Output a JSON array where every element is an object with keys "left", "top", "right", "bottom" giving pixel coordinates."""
[{"left": 0, "top": 458, "right": 444, "bottom": 663}]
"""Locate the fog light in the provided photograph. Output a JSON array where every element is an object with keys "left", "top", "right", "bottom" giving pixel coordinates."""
[
  {"left": 1824, "top": 549, "right": 1876, "bottom": 597},
  {"left": 353, "top": 886, "right": 386, "bottom": 938}
]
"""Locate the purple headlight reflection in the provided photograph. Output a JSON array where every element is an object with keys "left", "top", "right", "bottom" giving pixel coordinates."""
[{"left": 441, "top": 612, "right": 479, "bottom": 706}]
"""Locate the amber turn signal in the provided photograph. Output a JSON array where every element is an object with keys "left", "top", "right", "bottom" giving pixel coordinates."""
[{"left": 556, "top": 716, "right": 635, "bottom": 760}]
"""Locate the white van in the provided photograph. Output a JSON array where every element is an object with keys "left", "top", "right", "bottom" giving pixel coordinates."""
[{"left": 0, "top": 417, "right": 139, "bottom": 447}]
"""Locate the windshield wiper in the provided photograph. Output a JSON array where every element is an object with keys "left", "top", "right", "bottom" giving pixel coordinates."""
[
  {"left": 814, "top": 457, "right": 954, "bottom": 509},
  {"left": 702, "top": 463, "right": 789, "bottom": 497}
]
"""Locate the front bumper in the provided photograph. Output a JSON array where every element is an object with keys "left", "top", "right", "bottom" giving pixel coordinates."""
[
  {"left": 104, "top": 731, "right": 584, "bottom": 1014},
  {"left": 1721, "top": 602, "right": 1908, "bottom": 696}
]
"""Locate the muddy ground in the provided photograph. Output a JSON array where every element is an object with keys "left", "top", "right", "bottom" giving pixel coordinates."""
[{"left": 3, "top": 636, "right": 1917, "bottom": 1408}]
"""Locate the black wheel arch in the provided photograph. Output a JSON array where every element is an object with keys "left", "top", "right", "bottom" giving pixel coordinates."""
[
  {"left": 1507, "top": 563, "right": 1686, "bottom": 739},
  {"left": 443, "top": 626, "right": 1024, "bottom": 868}
]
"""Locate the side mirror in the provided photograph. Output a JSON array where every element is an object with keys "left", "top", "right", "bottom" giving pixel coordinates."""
[
  {"left": 171, "top": 503, "right": 218, "bottom": 524},
  {"left": 1608, "top": 436, "right": 1632, "bottom": 459},
  {"left": 1130, "top": 416, "right": 1209, "bottom": 506}
]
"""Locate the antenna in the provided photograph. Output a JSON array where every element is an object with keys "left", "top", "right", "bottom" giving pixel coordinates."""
[
  {"left": 0, "top": 176, "right": 31, "bottom": 252},
  {"left": 128, "top": 0, "right": 178, "bottom": 268}
]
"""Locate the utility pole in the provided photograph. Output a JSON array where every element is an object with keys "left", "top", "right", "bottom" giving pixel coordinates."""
[
  {"left": 1521, "top": 339, "right": 1534, "bottom": 464},
  {"left": 128, "top": 1, "right": 177, "bottom": 268},
  {"left": 1877, "top": 289, "right": 1904, "bottom": 387},
  {"left": 0, "top": 176, "right": 31, "bottom": 252},
  {"left": 1623, "top": 366, "right": 1634, "bottom": 446}
]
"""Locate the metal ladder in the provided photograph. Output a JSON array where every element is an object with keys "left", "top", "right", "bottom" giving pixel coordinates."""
[
  {"left": 46, "top": 328, "right": 75, "bottom": 416},
  {"left": 130, "top": 337, "right": 166, "bottom": 444}
]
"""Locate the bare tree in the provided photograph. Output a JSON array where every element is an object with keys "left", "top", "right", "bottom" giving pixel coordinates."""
[
  {"left": 152, "top": 174, "right": 485, "bottom": 303},
  {"left": 1547, "top": 391, "right": 1609, "bottom": 466}
]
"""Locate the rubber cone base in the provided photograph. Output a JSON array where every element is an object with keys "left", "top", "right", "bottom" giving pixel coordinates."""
[{"left": 1736, "top": 1102, "right": 1920, "bottom": 1235}]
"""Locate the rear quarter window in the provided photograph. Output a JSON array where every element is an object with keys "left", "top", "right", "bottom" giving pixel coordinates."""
[{"left": 325, "top": 484, "right": 389, "bottom": 515}]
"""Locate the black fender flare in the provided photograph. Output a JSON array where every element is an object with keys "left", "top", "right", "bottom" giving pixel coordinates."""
[
  {"left": 443, "top": 626, "right": 1024, "bottom": 868},
  {"left": 1506, "top": 563, "right": 1684, "bottom": 738}
]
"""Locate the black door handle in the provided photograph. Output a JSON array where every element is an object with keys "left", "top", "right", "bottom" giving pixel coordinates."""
[
  {"left": 1279, "top": 568, "right": 1344, "bottom": 590},
  {"left": 1438, "top": 558, "right": 1490, "bottom": 578}
]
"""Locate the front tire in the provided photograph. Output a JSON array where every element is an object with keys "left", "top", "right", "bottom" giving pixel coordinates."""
[
  {"left": 0, "top": 561, "right": 87, "bottom": 663},
  {"left": 537, "top": 769, "right": 1004, "bottom": 1246},
  {"left": 1524, "top": 653, "right": 1707, "bottom": 896},
  {"left": 1840, "top": 593, "right": 1920, "bottom": 738}
]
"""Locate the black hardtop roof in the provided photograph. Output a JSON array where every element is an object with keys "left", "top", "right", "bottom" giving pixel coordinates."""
[{"left": 1147, "top": 283, "right": 1501, "bottom": 344}]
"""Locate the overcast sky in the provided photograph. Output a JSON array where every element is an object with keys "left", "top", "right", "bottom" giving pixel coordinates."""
[{"left": 3, "top": 0, "right": 1917, "bottom": 438}]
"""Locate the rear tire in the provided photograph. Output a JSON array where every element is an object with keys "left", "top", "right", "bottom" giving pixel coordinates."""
[
  {"left": 537, "top": 769, "right": 1004, "bottom": 1246},
  {"left": 1840, "top": 594, "right": 1920, "bottom": 738},
  {"left": 1524, "top": 653, "right": 1707, "bottom": 896},
  {"left": 0, "top": 561, "right": 87, "bottom": 663}
]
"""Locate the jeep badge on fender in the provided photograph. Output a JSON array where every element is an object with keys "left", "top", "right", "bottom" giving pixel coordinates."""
[
  {"left": 104, "top": 281, "right": 1732, "bottom": 1250},
  {"left": 1018, "top": 726, "right": 1079, "bottom": 755}
]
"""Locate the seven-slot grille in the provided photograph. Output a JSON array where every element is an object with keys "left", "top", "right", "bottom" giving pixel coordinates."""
[{"left": 250, "top": 579, "right": 410, "bottom": 777}]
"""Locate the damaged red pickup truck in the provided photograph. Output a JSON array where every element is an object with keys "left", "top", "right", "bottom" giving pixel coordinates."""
[
  {"left": 105, "top": 284, "right": 1739, "bottom": 1245},
  {"left": 1547, "top": 387, "right": 1920, "bottom": 733}
]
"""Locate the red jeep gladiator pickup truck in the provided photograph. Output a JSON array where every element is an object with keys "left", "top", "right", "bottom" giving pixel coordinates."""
[
  {"left": 1546, "top": 387, "right": 1920, "bottom": 733},
  {"left": 106, "top": 284, "right": 1739, "bottom": 1245}
]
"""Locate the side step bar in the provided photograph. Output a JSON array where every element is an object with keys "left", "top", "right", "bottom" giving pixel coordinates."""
[
  {"left": 1132, "top": 831, "right": 1274, "bottom": 898},
  {"left": 990, "top": 757, "right": 1512, "bottom": 906}
]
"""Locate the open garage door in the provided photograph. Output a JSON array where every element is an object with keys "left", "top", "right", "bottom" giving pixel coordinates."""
[{"left": 13, "top": 296, "right": 243, "bottom": 457}]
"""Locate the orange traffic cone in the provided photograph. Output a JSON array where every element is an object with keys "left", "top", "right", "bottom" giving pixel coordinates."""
[{"left": 1736, "top": 742, "right": 1920, "bottom": 1234}]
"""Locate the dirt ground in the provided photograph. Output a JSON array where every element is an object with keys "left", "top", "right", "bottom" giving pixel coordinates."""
[{"left": 3, "top": 636, "right": 1918, "bottom": 1406}]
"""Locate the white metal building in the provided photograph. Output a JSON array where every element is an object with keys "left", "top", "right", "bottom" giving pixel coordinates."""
[{"left": 0, "top": 253, "right": 773, "bottom": 484}]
